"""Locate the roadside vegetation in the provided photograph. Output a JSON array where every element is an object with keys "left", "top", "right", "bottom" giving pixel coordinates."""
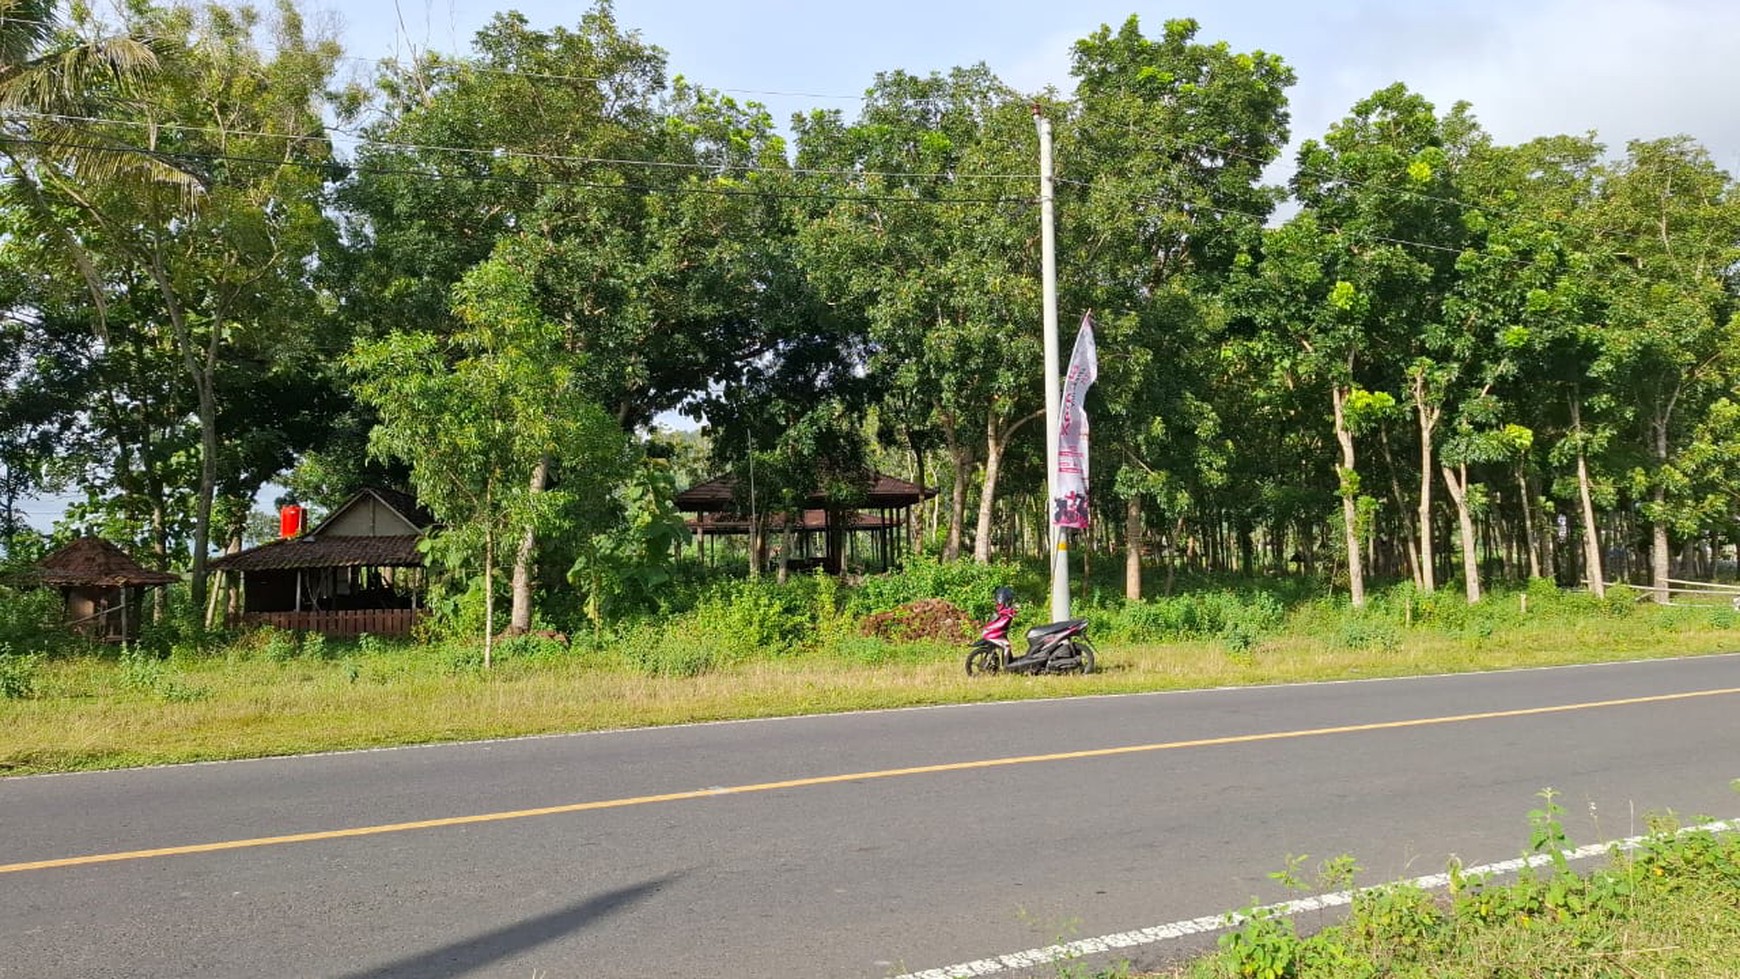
[
  {"left": 4, "top": 562, "right": 1737, "bottom": 776},
  {"left": 1136, "top": 796, "right": 1740, "bottom": 979}
]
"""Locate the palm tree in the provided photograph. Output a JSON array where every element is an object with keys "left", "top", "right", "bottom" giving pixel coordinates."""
[{"left": 0, "top": 0, "right": 177, "bottom": 181}]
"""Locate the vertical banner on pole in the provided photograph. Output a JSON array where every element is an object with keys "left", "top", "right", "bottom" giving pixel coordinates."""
[{"left": 1053, "top": 313, "right": 1099, "bottom": 531}]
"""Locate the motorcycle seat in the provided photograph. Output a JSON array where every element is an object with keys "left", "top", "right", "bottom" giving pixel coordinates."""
[{"left": 1025, "top": 618, "right": 1085, "bottom": 640}]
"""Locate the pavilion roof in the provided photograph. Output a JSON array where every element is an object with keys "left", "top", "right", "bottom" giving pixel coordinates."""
[{"left": 674, "top": 472, "right": 935, "bottom": 513}]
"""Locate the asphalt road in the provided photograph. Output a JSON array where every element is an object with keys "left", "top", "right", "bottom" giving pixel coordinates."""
[{"left": 4, "top": 654, "right": 1739, "bottom": 978}]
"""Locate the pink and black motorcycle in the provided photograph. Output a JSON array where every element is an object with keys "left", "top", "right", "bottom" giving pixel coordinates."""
[{"left": 965, "top": 586, "right": 1095, "bottom": 676}]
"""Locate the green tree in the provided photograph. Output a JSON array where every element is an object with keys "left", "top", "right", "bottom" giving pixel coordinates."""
[
  {"left": 13, "top": 1, "right": 341, "bottom": 608},
  {"left": 1065, "top": 15, "right": 1294, "bottom": 597},
  {"left": 795, "top": 66, "right": 1042, "bottom": 564},
  {"left": 350, "top": 245, "right": 629, "bottom": 663},
  {"left": 1591, "top": 138, "right": 1740, "bottom": 601}
]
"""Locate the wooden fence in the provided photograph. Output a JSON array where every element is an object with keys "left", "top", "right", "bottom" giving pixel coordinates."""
[
  {"left": 236, "top": 609, "right": 427, "bottom": 637},
  {"left": 1600, "top": 578, "right": 1740, "bottom": 608}
]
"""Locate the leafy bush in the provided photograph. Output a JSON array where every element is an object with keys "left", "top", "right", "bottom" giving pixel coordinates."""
[
  {"left": 0, "top": 644, "right": 42, "bottom": 699},
  {"left": 1334, "top": 617, "right": 1400, "bottom": 652},
  {"left": 117, "top": 643, "right": 207, "bottom": 701},
  {"left": 827, "top": 634, "right": 949, "bottom": 666},
  {"left": 846, "top": 556, "right": 1033, "bottom": 620},
  {"left": 1089, "top": 590, "right": 1286, "bottom": 644},
  {"left": 119, "top": 644, "right": 169, "bottom": 691},
  {"left": 262, "top": 627, "right": 301, "bottom": 663},
  {"left": 0, "top": 588, "right": 66, "bottom": 657}
]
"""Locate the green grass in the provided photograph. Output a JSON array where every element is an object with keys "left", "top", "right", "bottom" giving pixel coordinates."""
[
  {"left": 1157, "top": 811, "right": 1740, "bottom": 979},
  {"left": 2, "top": 583, "right": 1738, "bottom": 776}
]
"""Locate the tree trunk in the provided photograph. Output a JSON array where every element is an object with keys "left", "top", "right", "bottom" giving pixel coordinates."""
[
  {"left": 1569, "top": 396, "right": 1605, "bottom": 598},
  {"left": 1332, "top": 385, "right": 1366, "bottom": 608},
  {"left": 508, "top": 454, "right": 550, "bottom": 635},
  {"left": 909, "top": 437, "right": 928, "bottom": 553},
  {"left": 1440, "top": 461, "right": 1482, "bottom": 603},
  {"left": 483, "top": 528, "right": 495, "bottom": 670},
  {"left": 972, "top": 422, "right": 1005, "bottom": 565},
  {"left": 1378, "top": 427, "right": 1422, "bottom": 588},
  {"left": 940, "top": 415, "right": 971, "bottom": 562},
  {"left": 945, "top": 453, "right": 970, "bottom": 562},
  {"left": 776, "top": 518, "right": 792, "bottom": 584},
  {"left": 973, "top": 410, "right": 1040, "bottom": 565},
  {"left": 1516, "top": 467, "right": 1541, "bottom": 580},
  {"left": 1412, "top": 375, "right": 1439, "bottom": 593},
  {"left": 1651, "top": 487, "right": 1670, "bottom": 604},
  {"left": 1125, "top": 494, "right": 1143, "bottom": 601},
  {"left": 1650, "top": 415, "right": 1671, "bottom": 604}
]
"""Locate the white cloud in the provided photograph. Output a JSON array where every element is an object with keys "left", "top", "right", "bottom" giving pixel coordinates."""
[{"left": 1368, "top": 0, "right": 1740, "bottom": 167}]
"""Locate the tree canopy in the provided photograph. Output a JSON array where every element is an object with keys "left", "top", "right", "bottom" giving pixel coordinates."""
[{"left": 6, "top": 2, "right": 1740, "bottom": 634}]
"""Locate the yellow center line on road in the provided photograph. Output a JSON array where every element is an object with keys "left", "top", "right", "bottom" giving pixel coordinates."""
[{"left": 7, "top": 684, "right": 1739, "bottom": 875}]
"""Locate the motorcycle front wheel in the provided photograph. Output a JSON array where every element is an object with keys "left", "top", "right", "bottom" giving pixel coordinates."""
[{"left": 965, "top": 643, "right": 1002, "bottom": 676}]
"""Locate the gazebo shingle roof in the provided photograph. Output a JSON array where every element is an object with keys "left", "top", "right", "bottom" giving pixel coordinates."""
[
  {"left": 36, "top": 537, "right": 179, "bottom": 587},
  {"left": 674, "top": 472, "right": 935, "bottom": 513}
]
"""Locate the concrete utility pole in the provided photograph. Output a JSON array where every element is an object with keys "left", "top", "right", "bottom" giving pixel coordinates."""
[{"left": 1035, "top": 106, "right": 1069, "bottom": 623}]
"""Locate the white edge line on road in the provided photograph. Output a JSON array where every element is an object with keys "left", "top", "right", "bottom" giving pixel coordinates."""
[
  {"left": 11, "top": 651, "right": 1739, "bottom": 781},
  {"left": 893, "top": 818, "right": 1738, "bottom": 979}
]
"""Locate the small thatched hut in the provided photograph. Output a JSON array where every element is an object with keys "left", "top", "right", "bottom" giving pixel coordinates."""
[{"left": 35, "top": 537, "right": 179, "bottom": 642}]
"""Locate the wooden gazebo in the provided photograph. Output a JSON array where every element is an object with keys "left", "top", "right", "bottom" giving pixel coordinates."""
[
  {"left": 209, "top": 488, "right": 432, "bottom": 637},
  {"left": 675, "top": 472, "right": 934, "bottom": 573},
  {"left": 35, "top": 537, "right": 179, "bottom": 642}
]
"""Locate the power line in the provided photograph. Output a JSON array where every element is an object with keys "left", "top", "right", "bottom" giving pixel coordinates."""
[
  {"left": 9, "top": 109, "right": 1041, "bottom": 184},
  {"left": 1055, "top": 176, "right": 1539, "bottom": 267},
  {"left": 5, "top": 136, "right": 1037, "bottom": 208},
  {"left": 337, "top": 54, "right": 875, "bottom": 104}
]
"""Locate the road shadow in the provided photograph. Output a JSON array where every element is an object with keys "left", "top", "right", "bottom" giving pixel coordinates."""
[{"left": 333, "top": 874, "right": 678, "bottom": 979}]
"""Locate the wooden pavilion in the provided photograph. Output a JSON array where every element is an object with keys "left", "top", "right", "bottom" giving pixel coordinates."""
[
  {"left": 674, "top": 472, "right": 935, "bottom": 573},
  {"left": 209, "top": 488, "right": 433, "bottom": 637},
  {"left": 34, "top": 537, "right": 179, "bottom": 642}
]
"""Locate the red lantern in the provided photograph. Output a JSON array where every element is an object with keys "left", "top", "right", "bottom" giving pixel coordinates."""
[{"left": 279, "top": 504, "right": 305, "bottom": 538}]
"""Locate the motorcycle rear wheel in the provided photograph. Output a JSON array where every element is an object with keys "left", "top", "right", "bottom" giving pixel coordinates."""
[
  {"left": 965, "top": 644, "right": 1002, "bottom": 676},
  {"left": 1069, "top": 638, "right": 1096, "bottom": 675}
]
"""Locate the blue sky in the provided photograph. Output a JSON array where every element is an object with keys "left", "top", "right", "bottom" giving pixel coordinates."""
[{"left": 328, "top": 0, "right": 1740, "bottom": 170}]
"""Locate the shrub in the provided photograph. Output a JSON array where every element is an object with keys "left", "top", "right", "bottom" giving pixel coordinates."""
[
  {"left": 828, "top": 634, "right": 948, "bottom": 666},
  {"left": 0, "top": 644, "right": 42, "bottom": 699},
  {"left": 0, "top": 589, "right": 66, "bottom": 657},
  {"left": 117, "top": 643, "right": 207, "bottom": 701},
  {"left": 1335, "top": 617, "right": 1400, "bottom": 652},
  {"left": 119, "top": 643, "right": 168, "bottom": 691},
  {"left": 846, "top": 556, "right": 1032, "bottom": 619},
  {"left": 1094, "top": 590, "right": 1286, "bottom": 644}
]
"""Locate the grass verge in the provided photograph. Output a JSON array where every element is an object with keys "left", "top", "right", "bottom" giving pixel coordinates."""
[{"left": 2, "top": 593, "right": 1738, "bottom": 775}]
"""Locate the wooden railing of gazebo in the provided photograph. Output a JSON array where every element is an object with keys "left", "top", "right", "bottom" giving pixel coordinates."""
[{"left": 234, "top": 609, "right": 427, "bottom": 637}]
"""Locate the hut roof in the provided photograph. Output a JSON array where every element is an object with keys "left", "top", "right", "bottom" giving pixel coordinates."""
[
  {"left": 307, "top": 487, "right": 434, "bottom": 536},
  {"left": 209, "top": 535, "right": 423, "bottom": 572},
  {"left": 675, "top": 472, "right": 935, "bottom": 513},
  {"left": 209, "top": 487, "right": 433, "bottom": 573},
  {"left": 36, "top": 537, "right": 179, "bottom": 587}
]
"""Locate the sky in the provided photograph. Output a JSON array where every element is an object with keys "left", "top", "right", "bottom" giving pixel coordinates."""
[{"left": 328, "top": 0, "right": 1740, "bottom": 173}]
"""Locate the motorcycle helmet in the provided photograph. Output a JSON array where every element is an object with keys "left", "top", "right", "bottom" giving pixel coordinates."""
[{"left": 993, "top": 585, "right": 1016, "bottom": 608}]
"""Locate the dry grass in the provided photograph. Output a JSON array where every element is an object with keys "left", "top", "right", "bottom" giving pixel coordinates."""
[{"left": 3, "top": 610, "right": 1738, "bottom": 776}]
